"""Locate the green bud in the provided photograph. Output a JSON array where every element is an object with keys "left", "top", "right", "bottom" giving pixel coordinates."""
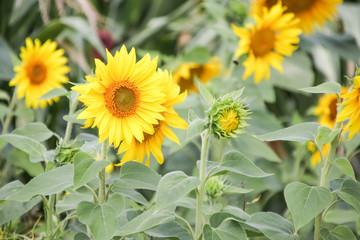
[
  {"left": 206, "top": 92, "right": 249, "bottom": 139},
  {"left": 356, "top": 65, "right": 360, "bottom": 76},
  {"left": 205, "top": 176, "right": 224, "bottom": 198},
  {"left": 55, "top": 140, "right": 80, "bottom": 164}
]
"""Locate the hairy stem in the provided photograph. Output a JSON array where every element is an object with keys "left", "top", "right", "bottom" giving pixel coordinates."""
[{"left": 99, "top": 140, "right": 108, "bottom": 204}]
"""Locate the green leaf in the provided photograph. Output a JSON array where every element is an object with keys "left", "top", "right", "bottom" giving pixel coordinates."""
[
  {"left": 182, "top": 47, "right": 210, "bottom": 64},
  {"left": 116, "top": 208, "right": 174, "bottom": 236},
  {"left": 9, "top": 165, "right": 74, "bottom": 202},
  {"left": 188, "top": 108, "right": 200, "bottom": 122},
  {"left": 0, "top": 90, "right": 10, "bottom": 101},
  {"left": 0, "top": 181, "right": 24, "bottom": 200},
  {"left": 338, "top": 4, "right": 360, "bottom": 47},
  {"left": 204, "top": 220, "right": 247, "bottom": 240},
  {"left": 77, "top": 200, "right": 119, "bottom": 240},
  {"left": 223, "top": 185, "right": 253, "bottom": 195},
  {"left": 35, "top": 20, "right": 66, "bottom": 42},
  {"left": 227, "top": 88, "right": 245, "bottom": 100},
  {"left": 197, "top": 81, "right": 215, "bottom": 104},
  {"left": 300, "top": 82, "right": 341, "bottom": 95},
  {"left": 0, "top": 197, "right": 41, "bottom": 225},
  {"left": 284, "top": 182, "right": 332, "bottom": 231},
  {"left": 316, "top": 127, "right": 341, "bottom": 146},
  {"left": 320, "top": 225, "right": 356, "bottom": 240},
  {"left": 116, "top": 161, "right": 161, "bottom": 190},
  {"left": 0, "top": 134, "right": 46, "bottom": 157},
  {"left": 209, "top": 206, "right": 250, "bottom": 228},
  {"left": 73, "top": 152, "right": 110, "bottom": 190},
  {"left": 324, "top": 209, "right": 358, "bottom": 224},
  {"left": 257, "top": 122, "right": 321, "bottom": 142},
  {"left": 155, "top": 171, "right": 200, "bottom": 211},
  {"left": 39, "top": 87, "right": 68, "bottom": 100},
  {"left": 145, "top": 221, "right": 192, "bottom": 240},
  {"left": 0, "top": 36, "right": 15, "bottom": 81},
  {"left": 245, "top": 212, "right": 298, "bottom": 240},
  {"left": 332, "top": 158, "right": 355, "bottom": 180},
  {"left": 337, "top": 179, "right": 360, "bottom": 212},
  {"left": 12, "top": 122, "right": 53, "bottom": 142},
  {"left": 56, "top": 191, "right": 92, "bottom": 214},
  {"left": 7, "top": 148, "right": 44, "bottom": 176},
  {"left": 74, "top": 233, "right": 91, "bottom": 240},
  {"left": 186, "top": 118, "right": 205, "bottom": 141},
  {"left": 112, "top": 187, "right": 149, "bottom": 206},
  {"left": 220, "top": 151, "right": 273, "bottom": 178}
]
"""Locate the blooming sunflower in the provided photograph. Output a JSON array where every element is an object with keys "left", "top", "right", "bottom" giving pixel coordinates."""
[
  {"left": 72, "top": 45, "right": 167, "bottom": 148},
  {"left": 116, "top": 69, "right": 188, "bottom": 166},
  {"left": 173, "top": 57, "right": 221, "bottom": 93},
  {"left": 232, "top": 2, "right": 301, "bottom": 83},
  {"left": 314, "top": 87, "right": 348, "bottom": 129},
  {"left": 307, "top": 141, "right": 330, "bottom": 167},
  {"left": 251, "top": 0, "right": 342, "bottom": 34},
  {"left": 9, "top": 38, "right": 70, "bottom": 109},
  {"left": 337, "top": 76, "right": 360, "bottom": 139}
]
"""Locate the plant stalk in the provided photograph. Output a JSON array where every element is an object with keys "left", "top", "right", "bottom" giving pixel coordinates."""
[
  {"left": 46, "top": 194, "right": 55, "bottom": 239},
  {"left": 99, "top": 140, "right": 108, "bottom": 204},
  {"left": 195, "top": 130, "right": 210, "bottom": 240},
  {"left": 63, "top": 98, "right": 78, "bottom": 144},
  {"left": 2, "top": 88, "right": 18, "bottom": 135}
]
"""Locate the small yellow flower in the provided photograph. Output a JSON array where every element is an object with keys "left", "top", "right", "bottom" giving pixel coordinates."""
[
  {"left": 105, "top": 163, "right": 114, "bottom": 175},
  {"left": 251, "top": 0, "right": 343, "bottom": 34},
  {"left": 307, "top": 141, "right": 330, "bottom": 167},
  {"left": 337, "top": 76, "right": 360, "bottom": 139},
  {"left": 219, "top": 109, "right": 240, "bottom": 133},
  {"left": 173, "top": 57, "right": 221, "bottom": 93},
  {"left": 10, "top": 38, "right": 70, "bottom": 109},
  {"left": 232, "top": 1, "right": 301, "bottom": 83}
]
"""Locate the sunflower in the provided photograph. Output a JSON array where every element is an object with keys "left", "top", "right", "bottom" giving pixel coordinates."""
[
  {"left": 116, "top": 69, "right": 188, "bottom": 166},
  {"left": 307, "top": 141, "right": 330, "bottom": 167},
  {"left": 72, "top": 45, "right": 167, "bottom": 148},
  {"left": 9, "top": 38, "right": 70, "bottom": 109},
  {"left": 173, "top": 57, "right": 221, "bottom": 93},
  {"left": 251, "top": 0, "right": 342, "bottom": 34},
  {"left": 337, "top": 76, "right": 360, "bottom": 139},
  {"left": 313, "top": 87, "right": 348, "bottom": 129},
  {"left": 232, "top": 2, "right": 301, "bottom": 83}
]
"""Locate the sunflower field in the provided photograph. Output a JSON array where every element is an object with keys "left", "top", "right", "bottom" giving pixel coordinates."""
[{"left": 1, "top": 0, "right": 360, "bottom": 239}]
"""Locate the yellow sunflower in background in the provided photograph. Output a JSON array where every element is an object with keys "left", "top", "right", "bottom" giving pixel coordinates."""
[
  {"left": 116, "top": 69, "right": 188, "bottom": 166},
  {"left": 307, "top": 141, "right": 330, "bottom": 167},
  {"left": 9, "top": 38, "right": 70, "bottom": 109},
  {"left": 232, "top": 2, "right": 301, "bottom": 83},
  {"left": 337, "top": 76, "right": 360, "bottom": 139},
  {"left": 173, "top": 57, "right": 221, "bottom": 93},
  {"left": 72, "top": 45, "right": 167, "bottom": 148},
  {"left": 251, "top": 0, "right": 342, "bottom": 34}
]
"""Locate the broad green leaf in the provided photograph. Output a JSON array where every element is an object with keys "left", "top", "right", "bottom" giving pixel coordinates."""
[
  {"left": 320, "top": 225, "right": 356, "bottom": 240},
  {"left": 197, "top": 81, "right": 215, "bottom": 104},
  {"left": 316, "top": 127, "right": 341, "bottom": 146},
  {"left": 0, "top": 181, "right": 24, "bottom": 200},
  {"left": 116, "top": 208, "right": 174, "bottom": 236},
  {"left": 77, "top": 200, "right": 119, "bottom": 240},
  {"left": 332, "top": 158, "right": 355, "bottom": 180},
  {"left": 155, "top": 171, "right": 200, "bottom": 210},
  {"left": 39, "top": 87, "right": 68, "bottom": 100},
  {"left": 257, "top": 122, "right": 321, "bottom": 142},
  {"left": 9, "top": 165, "right": 74, "bottom": 202},
  {"left": 0, "top": 90, "right": 10, "bottom": 101},
  {"left": 12, "top": 122, "right": 53, "bottom": 142},
  {"left": 8, "top": 148, "right": 44, "bottom": 176},
  {"left": 210, "top": 206, "right": 250, "bottom": 228},
  {"left": 0, "top": 134, "right": 46, "bottom": 157},
  {"left": 246, "top": 212, "right": 298, "bottom": 240},
  {"left": 186, "top": 118, "right": 205, "bottom": 141},
  {"left": 227, "top": 88, "right": 245, "bottom": 100},
  {"left": 284, "top": 182, "right": 332, "bottom": 231},
  {"left": 223, "top": 185, "right": 253, "bottom": 195},
  {"left": 204, "top": 220, "right": 247, "bottom": 240},
  {"left": 0, "top": 197, "right": 41, "bottom": 225},
  {"left": 0, "top": 36, "right": 15, "bottom": 80},
  {"left": 116, "top": 161, "right": 161, "bottom": 190},
  {"left": 145, "top": 221, "right": 192, "bottom": 240},
  {"left": 112, "top": 187, "right": 149, "bottom": 206},
  {"left": 35, "top": 20, "right": 66, "bottom": 42},
  {"left": 300, "top": 82, "right": 341, "bottom": 95},
  {"left": 74, "top": 233, "right": 91, "bottom": 240},
  {"left": 182, "top": 46, "right": 210, "bottom": 64},
  {"left": 56, "top": 191, "right": 92, "bottom": 214},
  {"left": 337, "top": 179, "right": 360, "bottom": 212},
  {"left": 0, "top": 104, "right": 8, "bottom": 120},
  {"left": 324, "top": 209, "right": 358, "bottom": 224},
  {"left": 73, "top": 152, "right": 110, "bottom": 190},
  {"left": 188, "top": 108, "right": 200, "bottom": 122},
  {"left": 220, "top": 151, "right": 272, "bottom": 178},
  {"left": 344, "top": 134, "right": 360, "bottom": 158}
]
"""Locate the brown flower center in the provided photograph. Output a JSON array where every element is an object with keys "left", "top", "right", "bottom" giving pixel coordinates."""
[
  {"left": 142, "top": 122, "right": 162, "bottom": 142},
  {"left": 267, "top": 0, "right": 314, "bottom": 14},
  {"left": 250, "top": 28, "right": 275, "bottom": 57},
  {"left": 104, "top": 80, "right": 139, "bottom": 118},
  {"left": 329, "top": 98, "right": 337, "bottom": 121},
  {"left": 27, "top": 63, "right": 47, "bottom": 85}
]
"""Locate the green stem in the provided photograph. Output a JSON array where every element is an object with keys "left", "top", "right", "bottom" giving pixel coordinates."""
[
  {"left": 63, "top": 98, "right": 78, "bottom": 144},
  {"left": 99, "top": 140, "right": 108, "bottom": 204},
  {"left": 314, "top": 123, "right": 341, "bottom": 240},
  {"left": 195, "top": 130, "right": 210, "bottom": 240},
  {"left": 2, "top": 88, "right": 18, "bottom": 135},
  {"left": 45, "top": 194, "right": 55, "bottom": 239}
]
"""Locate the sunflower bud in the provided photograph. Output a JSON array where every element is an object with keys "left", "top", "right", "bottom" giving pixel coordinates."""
[
  {"left": 205, "top": 176, "right": 224, "bottom": 198},
  {"left": 206, "top": 93, "right": 249, "bottom": 139}
]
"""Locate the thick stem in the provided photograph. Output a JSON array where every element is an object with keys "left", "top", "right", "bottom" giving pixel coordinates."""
[
  {"left": 195, "top": 130, "right": 210, "bottom": 240},
  {"left": 45, "top": 194, "right": 55, "bottom": 239},
  {"left": 99, "top": 140, "right": 108, "bottom": 204},
  {"left": 2, "top": 89, "right": 18, "bottom": 134},
  {"left": 63, "top": 99, "right": 78, "bottom": 144}
]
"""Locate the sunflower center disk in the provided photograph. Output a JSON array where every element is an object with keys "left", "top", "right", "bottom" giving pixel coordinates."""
[
  {"left": 142, "top": 123, "right": 162, "bottom": 142},
  {"left": 28, "top": 63, "right": 47, "bottom": 85},
  {"left": 105, "top": 80, "right": 139, "bottom": 118},
  {"left": 267, "top": 0, "right": 314, "bottom": 13},
  {"left": 219, "top": 109, "right": 239, "bottom": 133},
  {"left": 250, "top": 28, "right": 275, "bottom": 57},
  {"left": 329, "top": 98, "right": 337, "bottom": 121}
]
